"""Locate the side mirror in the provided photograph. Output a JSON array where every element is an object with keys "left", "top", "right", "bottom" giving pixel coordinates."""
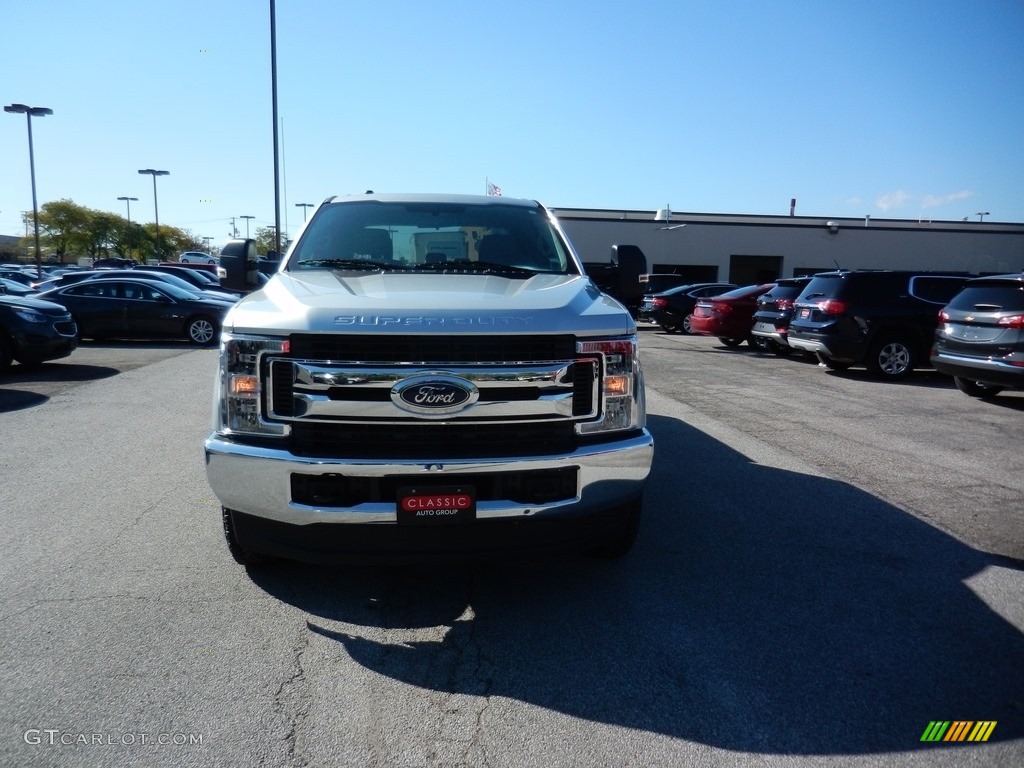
[
  {"left": 219, "top": 239, "right": 259, "bottom": 291},
  {"left": 610, "top": 244, "right": 648, "bottom": 311}
]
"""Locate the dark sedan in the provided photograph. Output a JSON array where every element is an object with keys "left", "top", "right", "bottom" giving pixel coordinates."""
[
  {"left": 78, "top": 269, "right": 238, "bottom": 302},
  {"left": 643, "top": 282, "right": 737, "bottom": 333},
  {"left": 690, "top": 283, "right": 776, "bottom": 347},
  {"left": 37, "top": 278, "right": 233, "bottom": 346},
  {"left": 0, "top": 291, "right": 78, "bottom": 371}
]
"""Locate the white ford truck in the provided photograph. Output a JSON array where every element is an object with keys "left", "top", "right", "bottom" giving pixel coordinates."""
[{"left": 204, "top": 193, "right": 653, "bottom": 563}]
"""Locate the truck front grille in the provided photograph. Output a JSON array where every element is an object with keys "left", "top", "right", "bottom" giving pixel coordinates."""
[
  {"left": 290, "top": 422, "right": 577, "bottom": 459},
  {"left": 264, "top": 334, "right": 600, "bottom": 459}
]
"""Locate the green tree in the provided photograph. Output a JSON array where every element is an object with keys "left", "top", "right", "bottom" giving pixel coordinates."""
[
  {"left": 31, "top": 199, "right": 90, "bottom": 261},
  {"left": 138, "top": 223, "right": 197, "bottom": 262},
  {"left": 82, "top": 211, "right": 122, "bottom": 259},
  {"left": 254, "top": 226, "right": 290, "bottom": 257}
]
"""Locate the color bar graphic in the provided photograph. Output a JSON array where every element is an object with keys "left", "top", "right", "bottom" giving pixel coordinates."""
[{"left": 921, "top": 721, "right": 996, "bottom": 743}]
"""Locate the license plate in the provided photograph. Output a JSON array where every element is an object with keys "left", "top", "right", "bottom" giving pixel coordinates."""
[
  {"left": 800, "top": 308, "right": 810, "bottom": 318},
  {"left": 397, "top": 486, "right": 476, "bottom": 525}
]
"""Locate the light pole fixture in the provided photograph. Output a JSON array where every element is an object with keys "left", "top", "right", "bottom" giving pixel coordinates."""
[
  {"left": 270, "top": 0, "right": 282, "bottom": 260},
  {"left": 976, "top": 211, "right": 990, "bottom": 222},
  {"left": 117, "top": 196, "right": 139, "bottom": 260},
  {"left": 295, "top": 202, "right": 314, "bottom": 221},
  {"left": 240, "top": 215, "right": 255, "bottom": 237},
  {"left": 138, "top": 168, "right": 169, "bottom": 260},
  {"left": 5, "top": 103, "right": 53, "bottom": 277},
  {"left": 117, "top": 195, "right": 138, "bottom": 223}
]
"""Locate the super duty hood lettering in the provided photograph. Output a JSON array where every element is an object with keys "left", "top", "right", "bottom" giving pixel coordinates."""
[{"left": 334, "top": 315, "right": 532, "bottom": 328}]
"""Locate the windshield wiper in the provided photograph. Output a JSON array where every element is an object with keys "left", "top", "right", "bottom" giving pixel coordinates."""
[{"left": 298, "top": 259, "right": 406, "bottom": 271}]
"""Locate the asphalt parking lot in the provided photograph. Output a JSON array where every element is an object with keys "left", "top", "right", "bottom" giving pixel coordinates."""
[
  {"left": 0, "top": 340, "right": 202, "bottom": 413},
  {"left": 1, "top": 333, "right": 1021, "bottom": 767}
]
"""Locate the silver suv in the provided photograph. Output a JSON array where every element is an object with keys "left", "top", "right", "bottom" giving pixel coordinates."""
[{"left": 932, "top": 274, "right": 1024, "bottom": 398}]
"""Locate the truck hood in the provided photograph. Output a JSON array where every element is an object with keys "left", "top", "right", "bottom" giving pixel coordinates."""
[{"left": 224, "top": 271, "right": 635, "bottom": 337}]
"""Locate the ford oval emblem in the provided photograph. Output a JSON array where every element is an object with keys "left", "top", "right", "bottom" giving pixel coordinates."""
[{"left": 391, "top": 374, "right": 479, "bottom": 416}]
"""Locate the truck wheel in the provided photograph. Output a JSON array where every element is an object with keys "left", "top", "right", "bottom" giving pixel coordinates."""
[
  {"left": 187, "top": 316, "right": 218, "bottom": 346},
  {"left": 954, "top": 377, "right": 1004, "bottom": 398},
  {"left": 867, "top": 335, "right": 915, "bottom": 380},
  {"left": 587, "top": 497, "right": 642, "bottom": 558},
  {"left": 222, "top": 507, "right": 276, "bottom": 565}
]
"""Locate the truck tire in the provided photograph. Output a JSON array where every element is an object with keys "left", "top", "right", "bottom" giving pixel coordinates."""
[
  {"left": 587, "top": 497, "right": 642, "bottom": 558},
  {"left": 222, "top": 507, "right": 276, "bottom": 565}
]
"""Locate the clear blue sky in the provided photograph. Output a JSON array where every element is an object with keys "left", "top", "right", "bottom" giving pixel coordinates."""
[{"left": 3, "top": 0, "right": 1022, "bottom": 246}]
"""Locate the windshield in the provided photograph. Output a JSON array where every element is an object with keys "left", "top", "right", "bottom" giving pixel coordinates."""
[{"left": 287, "top": 200, "right": 574, "bottom": 276}]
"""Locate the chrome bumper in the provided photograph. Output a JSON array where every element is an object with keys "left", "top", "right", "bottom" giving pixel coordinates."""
[{"left": 204, "top": 430, "right": 653, "bottom": 526}]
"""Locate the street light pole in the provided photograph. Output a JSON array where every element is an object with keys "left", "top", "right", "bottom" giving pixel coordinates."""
[
  {"left": 138, "top": 168, "right": 169, "bottom": 261},
  {"left": 976, "top": 211, "right": 990, "bottom": 222},
  {"left": 295, "top": 202, "right": 314, "bottom": 221},
  {"left": 117, "top": 196, "right": 138, "bottom": 260},
  {"left": 5, "top": 103, "right": 53, "bottom": 278},
  {"left": 240, "top": 215, "right": 255, "bottom": 238},
  {"left": 270, "top": 0, "right": 282, "bottom": 258}
]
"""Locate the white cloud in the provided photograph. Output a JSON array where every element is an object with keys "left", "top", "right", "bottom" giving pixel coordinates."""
[
  {"left": 921, "top": 190, "right": 974, "bottom": 209},
  {"left": 876, "top": 190, "right": 912, "bottom": 211}
]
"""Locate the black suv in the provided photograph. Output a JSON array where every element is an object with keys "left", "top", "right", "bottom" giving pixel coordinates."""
[
  {"left": 0, "top": 288, "right": 79, "bottom": 371},
  {"left": 931, "top": 274, "right": 1024, "bottom": 398},
  {"left": 787, "top": 270, "right": 970, "bottom": 379},
  {"left": 750, "top": 276, "right": 812, "bottom": 354}
]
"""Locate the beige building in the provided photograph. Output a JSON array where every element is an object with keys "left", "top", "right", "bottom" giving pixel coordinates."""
[{"left": 552, "top": 207, "right": 1024, "bottom": 285}]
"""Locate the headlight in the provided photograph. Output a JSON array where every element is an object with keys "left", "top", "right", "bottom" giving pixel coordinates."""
[
  {"left": 13, "top": 308, "right": 48, "bottom": 324},
  {"left": 217, "top": 332, "right": 288, "bottom": 437},
  {"left": 577, "top": 336, "right": 645, "bottom": 434}
]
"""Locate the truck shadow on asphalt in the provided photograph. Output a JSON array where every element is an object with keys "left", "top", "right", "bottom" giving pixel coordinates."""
[{"left": 247, "top": 414, "right": 1024, "bottom": 755}]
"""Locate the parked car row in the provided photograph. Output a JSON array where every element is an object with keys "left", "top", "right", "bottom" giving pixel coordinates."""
[
  {"left": 1, "top": 261, "right": 250, "bottom": 372},
  {"left": 642, "top": 269, "right": 1024, "bottom": 398},
  {"left": 640, "top": 282, "right": 737, "bottom": 332},
  {"left": 35, "top": 279, "right": 234, "bottom": 346}
]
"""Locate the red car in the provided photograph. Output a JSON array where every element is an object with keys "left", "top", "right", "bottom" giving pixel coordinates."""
[{"left": 689, "top": 283, "right": 776, "bottom": 346}]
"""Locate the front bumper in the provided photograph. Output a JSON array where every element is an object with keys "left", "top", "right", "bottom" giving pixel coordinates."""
[
  {"left": 13, "top": 329, "right": 78, "bottom": 364},
  {"left": 205, "top": 430, "right": 653, "bottom": 527}
]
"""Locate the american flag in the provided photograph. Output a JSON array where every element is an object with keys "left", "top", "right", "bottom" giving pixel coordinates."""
[{"left": 486, "top": 180, "right": 502, "bottom": 197}]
